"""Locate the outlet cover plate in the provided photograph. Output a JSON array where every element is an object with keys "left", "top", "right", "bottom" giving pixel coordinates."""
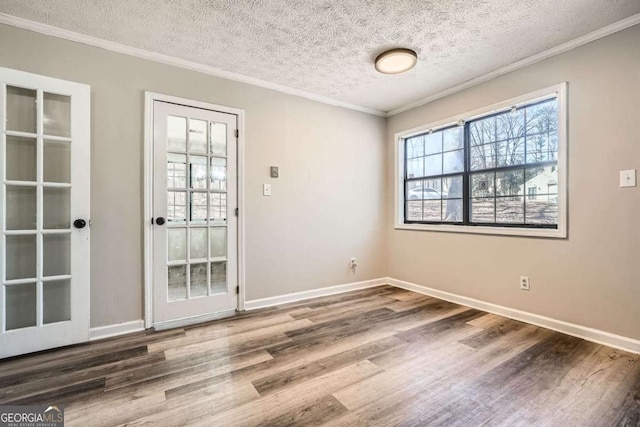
[{"left": 620, "top": 169, "right": 637, "bottom": 187}]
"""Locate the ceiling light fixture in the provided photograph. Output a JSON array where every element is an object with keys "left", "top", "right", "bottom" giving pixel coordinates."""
[{"left": 375, "top": 48, "right": 418, "bottom": 74}]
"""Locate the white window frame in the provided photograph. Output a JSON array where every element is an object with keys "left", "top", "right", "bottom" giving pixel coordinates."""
[{"left": 394, "top": 83, "right": 568, "bottom": 238}]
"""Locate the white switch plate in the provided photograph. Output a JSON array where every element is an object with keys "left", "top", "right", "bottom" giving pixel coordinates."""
[
  {"left": 263, "top": 183, "right": 272, "bottom": 196},
  {"left": 620, "top": 169, "right": 637, "bottom": 188}
]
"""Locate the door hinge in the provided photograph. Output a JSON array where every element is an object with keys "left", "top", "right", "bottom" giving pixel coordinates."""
[
  {"left": 235, "top": 208, "right": 239, "bottom": 217},
  {"left": 236, "top": 286, "right": 240, "bottom": 294},
  {"left": 235, "top": 129, "right": 239, "bottom": 138}
]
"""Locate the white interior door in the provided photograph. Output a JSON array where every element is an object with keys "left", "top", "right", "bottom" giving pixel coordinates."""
[
  {"left": 0, "top": 67, "right": 90, "bottom": 358},
  {"left": 152, "top": 101, "right": 238, "bottom": 326}
]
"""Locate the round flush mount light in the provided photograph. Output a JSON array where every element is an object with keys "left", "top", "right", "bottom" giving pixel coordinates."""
[{"left": 375, "top": 48, "right": 418, "bottom": 74}]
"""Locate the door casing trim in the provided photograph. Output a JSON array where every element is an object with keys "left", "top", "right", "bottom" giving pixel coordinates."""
[{"left": 143, "top": 91, "right": 246, "bottom": 329}]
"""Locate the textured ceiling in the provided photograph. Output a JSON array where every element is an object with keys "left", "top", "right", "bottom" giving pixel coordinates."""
[{"left": 1, "top": 0, "right": 639, "bottom": 113}]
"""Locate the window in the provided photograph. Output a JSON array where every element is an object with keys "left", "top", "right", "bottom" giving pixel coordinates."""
[{"left": 396, "top": 84, "right": 567, "bottom": 238}]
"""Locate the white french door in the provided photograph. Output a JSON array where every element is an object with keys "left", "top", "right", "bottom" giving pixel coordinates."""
[
  {"left": 152, "top": 101, "right": 238, "bottom": 326},
  {"left": 0, "top": 67, "right": 90, "bottom": 358}
]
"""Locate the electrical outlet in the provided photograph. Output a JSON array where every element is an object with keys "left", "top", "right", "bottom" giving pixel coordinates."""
[
  {"left": 520, "top": 276, "right": 530, "bottom": 291},
  {"left": 263, "top": 184, "right": 271, "bottom": 196},
  {"left": 349, "top": 258, "right": 357, "bottom": 269}
]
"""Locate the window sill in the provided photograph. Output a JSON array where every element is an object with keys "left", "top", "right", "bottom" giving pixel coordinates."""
[{"left": 395, "top": 223, "right": 567, "bottom": 239}]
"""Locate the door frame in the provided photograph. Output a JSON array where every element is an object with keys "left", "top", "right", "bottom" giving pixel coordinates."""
[{"left": 143, "top": 92, "right": 246, "bottom": 329}]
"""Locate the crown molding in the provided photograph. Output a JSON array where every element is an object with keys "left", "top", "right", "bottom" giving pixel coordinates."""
[
  {"left": 386, "top": 13, "right": 640, "bottom": 117},
  {"left": 1, "top": 12, "right": 638, "bottom": 119},
  {"left": 0, "top": 13, "right": 386, "bottom": 117}
]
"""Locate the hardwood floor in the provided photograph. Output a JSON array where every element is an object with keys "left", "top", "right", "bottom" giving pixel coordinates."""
[{"left": 0, "top": 285, "right": 638, "bottom": 426}]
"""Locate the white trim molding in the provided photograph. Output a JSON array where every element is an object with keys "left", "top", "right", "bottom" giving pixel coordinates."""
[
  {"left": 143, "top": 91, "right": 246, "bottom": 329},
  {"left": 1, "top": 12, "right": 638, "bottom": 118},
  {"left": 88, "top": 277, "right": 640, "bottom": 355},
  {"left": 244, "top": 278, "right": 387, "bottom": 310},
  {"left": 385, "top": 277, "right": 640, "bottom": 354},
  {"left": 387, "top": 13, "right": 640, "bottom": 116},
  {"left": 0, "top": 13, "right": 384, "bottom": 117},
  {"left": 89, "top": 320, "right": 145, "bottom": 341}
]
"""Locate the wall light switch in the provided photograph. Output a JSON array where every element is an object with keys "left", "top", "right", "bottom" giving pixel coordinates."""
[
  {"left": 620, "top": 169, "right": 637, "bottom": 188},
  {"left": 270, "top": 166, "right": 279, "bottom": 178},
  {"left": 263, "top": 184, "right": 272, "bottom": 196}
]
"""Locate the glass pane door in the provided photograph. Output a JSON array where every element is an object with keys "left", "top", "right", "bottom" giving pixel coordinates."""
[
  {"left": 165, "top": 116, "right": 228, "bottom": 301},
  {"left": 1, "top": 67, "right": 90, "bottom": 358},
  {"left": 152, "top": 100, "right": 237, "bottom": 325},
  {"left": 3, "top": 86, "right": 72, "bottom": 330}
]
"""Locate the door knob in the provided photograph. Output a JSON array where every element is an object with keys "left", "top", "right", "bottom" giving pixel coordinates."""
[
  {"left": 155, "top": 217, "right": 166, "bottom": 225},
  {"left": 73, "top": 219, "right": 87, "bottom": 229}
]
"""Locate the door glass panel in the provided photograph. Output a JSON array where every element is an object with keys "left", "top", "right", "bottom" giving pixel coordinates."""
[
  {"left": 168, "top": 228, "right": 186, "bottom": 261},
  {"left": 6, "top": 235, "right": 36, "bottom": 280},
  {"left": 6, "top": 186, "right": 36, "bottom": 230},
  {"left": 43, "top": 93, "right": 71, "bottom": 137},
  {"left": 210, "top": 227, "right": 226, "bottom": 258},
  {"left": 6, "top": 86, "right": 36, "bottom": 133},
  {"left": 167, "top": 191, "right": 187, "bottom": 223},
  {"left": 168, "top": 265, "right": 187, "bottom": 301},
  {"left": 167, "top": 154, "right": 186, "bottom": 189},
  {"left": 189, "top": 156, "right": 208, "bottom": 189},
  {"left": 44, "top": 140, "right": 71, "bottom": 183},
  {"left": 210, "top": 158, "right": 226, "bottom": 190},
  {"left": 190, "top": 263, "right": 208, "bottom": 297},
  {"left": 167, "top": 116, "right": 187, "bottom": 152},
  {"left": 190, "top": 228, "right": 207, "bottom": 259},
  {"left": 190, "top": 192, "right": 207, "bottom": 223},
  {"left": 6, "top": 136, "right": 36, "bottom": 181},
  {"left": 43, "top": 188, "right": 70, "bottom": 229},
  {"left": 210, "top": 193, "right": 226, "bottom": 222},
  {"left": 43, "top": 234, "right": 71, "bottom": 276},
  {"left": 210, "top": 262, "right": 227, "bottom": 294},
  {"left": 161, "top": 110, "right": 233, "bottom": 311},
  {"left": 189, "top": 119, "right": 207, "bottom": 154},
  {"left": 6, "top": 284, "right": 37, "bottom": 330},
  {"left": 43, "top": 280, "right": 71, "bottom": 324},
  {"left": 210, "top": 123, "right": 226, "bottom": 156}
]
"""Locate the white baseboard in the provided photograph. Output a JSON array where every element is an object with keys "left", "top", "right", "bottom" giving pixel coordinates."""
[
  {"left": 85, "top": 278, "right": 640, "bottom": 354},
  {"left": 89, "top": 319, "right": 145, "bottom": 341},
  {"left": 385, "top": 277, "right": 640, "bottom": 354},
  {"left": 244, "top": 278, "right": 387, "bottom": 310}
]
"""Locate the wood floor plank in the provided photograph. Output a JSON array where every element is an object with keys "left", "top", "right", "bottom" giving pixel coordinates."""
[
  {"left": 398, "top": 333, "right": 598, "bottom": 426},
  {"left": 252, "top": 336, "right": 405, "bottom": 396},
  {"left": 66, "top": 392, "right": 167, "bottom": 427},
  {"left": 0, "top": 345, "right": 149, "bottom": 386},
  {"left": 162, "top": 318, "right": 312, "bottom": 360},
  {"left": 147, "top": 314, "right": 299, "bottom": 353},
  {"left": 0, "top": 351, "right": 166, "bottom": 403},
  {"left": 330, "top": 324, "right": 552, "bottom": 425},
  {"left": 0, "top": 286, "right": 637, "bottom": 426},
  {"left": 186, "top": 360, "right": 382, "bottom": 427},
  {"left": 0, "top": 329, "right": 184, "bottom": 377},
  {"left": 0, "top": 377, "right": 106, "bottom": 406},
  {"left": 254, "top": 394, "right": 348, "bottom": 427},
  {"left": 104, "top": 349, "right": 273, "bottom": 392},
  {"left": 121, "top": 381, "right": 260, "bottom": 426}
]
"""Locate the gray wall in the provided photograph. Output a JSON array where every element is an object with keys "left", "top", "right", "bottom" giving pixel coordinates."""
[
  {"left": 386, "top": 25, "right": 640, "bottom": 340},
  {"left": 0, "top": 24, "right": 387, "bottom": 327}
]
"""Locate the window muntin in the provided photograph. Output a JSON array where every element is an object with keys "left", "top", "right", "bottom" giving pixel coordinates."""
[{"left": 403, "top": 97, "right": 559, "bottom": 229}]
